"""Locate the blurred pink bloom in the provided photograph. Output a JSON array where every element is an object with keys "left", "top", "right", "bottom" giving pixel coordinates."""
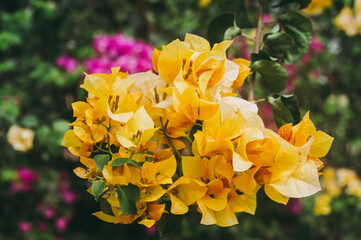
[
  {"left": 60, "top": 186, "right": 77, "bottom": 204},
  {"left": 18, "top": 221, "right": 32, "bottom": 234},
  {"left": 146, "top": 225, "right": 157, "bottom": 235},
  {"left": 286, "top": 198, "right": 302, "bottom": 215},
  {"left": 310, "top": 35, "right": 324, "bottom": 52},
  {"left": 85, "top": 33, "right": 153, "bottom": 74},
  {"left": 18, "top": 168, "right": 39, "bottom": 182},
  {"left": 43, "top": 207, "right": 56, "bottom": 219},
  {"left": 55, "top": 217, "right": 68, "bottom": 232},
  {"left": 11, "top": 168, "right": 39, "bottom": 193},
  {"left": 56, "top": 55, "right": 78, "bottom": 73}
]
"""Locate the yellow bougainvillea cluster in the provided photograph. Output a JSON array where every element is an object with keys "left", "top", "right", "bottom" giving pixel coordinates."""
[
  {"left": 314, "top": 167, "right": 361, "bottom": 215},
  {"left": 334, "top": 0, "right": 361, "bottom": 36},
  {"left": 62, "top": 34, "right": 333, "bottom": 228}
]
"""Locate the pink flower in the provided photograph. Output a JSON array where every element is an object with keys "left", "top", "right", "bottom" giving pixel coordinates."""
[
  {"left": 56, "top": 55, "right": 78, "bottom": 73},
  {"left": 18, "top": 221, "right": 32, "bottom": 234},
  {"left": 93, "top": 35, "right": 112, "bottom": 54},
  {"left": 60, "top": 186, "right": 77, "bottom": 204},
  {"left": 286, "top": 198, "right": 302, "bottom": 215},
  {"left": 43, "top": 207, "right": 56, "bottom": 219},
  {"left": 55, "top": 217, "right": 68, "bottom": 232},
  {"left": 145, "top": 225, "right": 157, "bottom": 235},
  {"left": 18, "top": 168, "right": 39, "bottom": 182}
]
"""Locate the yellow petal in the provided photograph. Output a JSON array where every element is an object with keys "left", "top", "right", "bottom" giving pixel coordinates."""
[
  {"left": 264, "top": 184, "right": 289, "bottom": 205},
  {"left": 232, "top": 151, "right": 253, "bottom": 172},
  {"left": 184, "top": 33, "right": 211, "bottom": 52},
  {"left": 182, "top": 156, "right": 207, "bottom": 179},
  {"left": 309, "top": 131, "right": 334, "bottom": 158},
  {"left": 72, "top": 101, "right": 91, "bottom": 117},
  {"left": 73, "top": 167, "right": 89, "bottom": 179},
  {"left": 158, "top": 39, "right": 193, "bottom": 83},
  {"left": 92, "top": 211, "right": 116, "bottom": 223},
  {"left": 270, "top": 160, "right": 321, "bottom": 198},
  {"left": 127, "top": 106, "right": 154, "bottom": 133},
  {"left": 138, "top": 219, "right": 155, "bottom": 228},
  {"left": 170, "top": 193, "right": 189, "bottom": 215},
  {"left": 213, "top": 206, "right": 239, "bottom": 227},
  {"left": 62, "top": 130, "right": 82, "bottom": 147},
  {"left": 197, "top": 199, "right": 217, "bottom": 225},
  {"left": 140, "top": 185, "right": 166, "bottom": 202},
  {"left": 81, "top": 74, "right": 108, "bottom": 97}
]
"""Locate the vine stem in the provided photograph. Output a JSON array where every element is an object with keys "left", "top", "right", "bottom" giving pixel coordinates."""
[{"left": 248, "top": 0, "right": 265, "bottom": 101}]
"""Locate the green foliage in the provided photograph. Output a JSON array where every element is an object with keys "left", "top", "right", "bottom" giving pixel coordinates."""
[
  {"left": 116, "top": 184, "right": 140, "bottom": 215},
  {"left": 279, "top": 10, "right": 312, "bottom": 64},
  {"left": 94, "top": 154, "right": 110, "bottom": 172},
  {"left": 92, "top": 181, "right": 106, "bottom": 200},
  {"left": 267, "top": 94, "right": 301, "bottom": 127},
  {"left": 263, "top": 32, "right": 295, "bottom": 59},
  {"left": 251, "top": 60, "right": 289, "bottom": 92},
  {"left": 111, "top": 158, "right": 142, "bottom": 170},
  {"left": 208, "top": 13, "right": 235, "bottom": 45}
]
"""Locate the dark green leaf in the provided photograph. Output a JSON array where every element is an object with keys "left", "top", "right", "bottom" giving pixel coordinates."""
[
  {"left": 156, "top": 212, "right": 183, "bottom": 236},
  {"left": 251, "top": 50, "right": 271, "bottom": 63},
  {"left": 116, "top": 184, "right": 140, "bottom": 215},
  {"left": 111, "top": 158, "right": 142, "bottom": 170},
  {"left": 217, "top": 0, "right": 253, "bottom": 28},
  {"left": 251, "top": 60, "right": 288, "bottom": 92},
  {"left": 263, "top": 32, "right": 295, "bottom": 59},
  {"left": 94, "top": 154, "right": 110, "bottom": 172},
  {"left": 92, "top": 181, "right": 106, "bottom": 200},
  {"left": 279, "top": 10, "right": 312, "bottom": 64},
  {"left": 100, "top": 198, "right": 115, "bottom": 216},
  {"left": 267, "top": 94, "right": 301, "bottom": 128},
  {"left": 224, "top": 26, "right": 242, "bottom": 41},
  {"left": 208, "top": 13, "right": 235, "bottom": 45},
  {"left": 273, "top": 0, "right": 311, "bottom": 9}
]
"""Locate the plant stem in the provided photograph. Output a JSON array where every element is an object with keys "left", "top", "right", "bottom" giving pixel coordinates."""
[{"left": 248, "top": 0, "right": 265, "bottom": 101}]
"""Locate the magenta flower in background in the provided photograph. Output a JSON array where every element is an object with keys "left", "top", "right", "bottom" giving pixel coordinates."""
[
  {"left": 145, "top": 225, "right": 157, "bottom": 235},
  {"left": 56, "top": 55, "right": 79, "bottom": 73},
  {"left": 11, "top": 168, "right": 40, "bottom": 193},
  {"left": 286, "top": 198, "right": 302, "bottom": 215},
  {"left": 85, "top": 33, "right": 153, "bottom": 74},
  {"left": 43, "top": 207, "right": 56, "bottom": 219},
  {"left": 37, "top": 221, "right": 48, "bottom": 232},
  {"left": 18, "top": 221, "right": 32, "bottom": 234},
  {"left": 55, "top": 217, "right": 68, "bottom": 232}
]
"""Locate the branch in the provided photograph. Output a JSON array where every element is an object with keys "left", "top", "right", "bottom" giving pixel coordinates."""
[{"left": 248, "top": 0, "right": 265, "bottom": 101}]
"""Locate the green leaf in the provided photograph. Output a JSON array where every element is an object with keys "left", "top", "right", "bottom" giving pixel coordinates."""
[
  {"left": 92, "top": 181, "right": 106, "bottom": 200},
  {"left": 208, "top": 13, "right": 235, "bottom": 45},
  {"left": 21, "top": 115, "right": 39, "bottom": 128},
  {"left": 94, "top": 154, "right": 110, "bottom": 172},
  {"left": 279, "top": 10, "right": 312, "bottom": 64},
  {"left": 263, "top": 32, "right": 295, "bottom": 59},
  {"left": 217, "top": 0, "right": 253, "bottom": 28},
  {"left": 250, "top": 50, "right": 271, "bottom": 63},
  {"left": 156, "top": 212, "right": 183, "bottom": 236},
  {"left": 52, "top": 119, "right": 70, "bottom": 133},
  {"left": 100, "top": 198, "right": 115, "bottom": 216},
  {"left": 116, "top": 184, "right": 140, "bottom": 215},
  {"left": 273, "top": 0, "right": 311, "bottom": 9},
  {"left": 251, "top": 60, "right": 288, "bottom": 92},
  {"left": 224, "top": 26, "right": 242, "bottom": 41},
  {"left": 267, "top": 94, "right": 301, "bottom": 128},
  {"left": 111, "top": 158, "right": 142, "bottom": 170}
]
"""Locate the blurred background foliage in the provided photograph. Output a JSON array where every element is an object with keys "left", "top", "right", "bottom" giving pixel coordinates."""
[{"left": 1, "top": 0, "right": 361, "bottom": 239}]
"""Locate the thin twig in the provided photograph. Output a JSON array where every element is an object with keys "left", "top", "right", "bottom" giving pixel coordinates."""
[{"left": 248, "top": 0, "right": 265, "bottom": 101}]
